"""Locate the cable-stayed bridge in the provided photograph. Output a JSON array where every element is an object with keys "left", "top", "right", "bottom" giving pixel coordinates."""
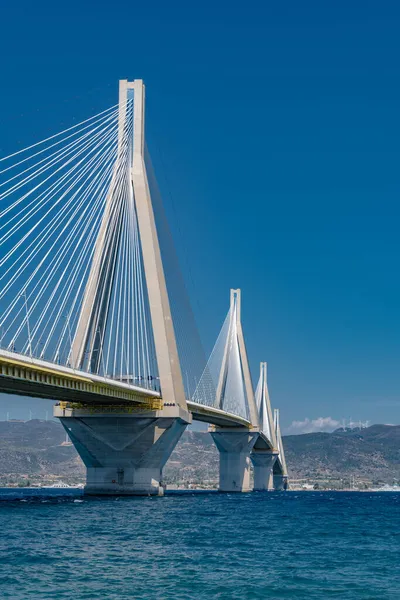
[{"left": 0, "top": 79, "right": 288, "bottom": 495}]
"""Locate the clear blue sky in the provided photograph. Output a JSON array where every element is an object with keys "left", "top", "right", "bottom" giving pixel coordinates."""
[{"left": 1, "top": 0, "right": 400, "bottom": 431}]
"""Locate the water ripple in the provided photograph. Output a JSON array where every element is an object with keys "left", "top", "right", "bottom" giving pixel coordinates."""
[{"left": 0, "top": 491, "right": 398, "bottom": 599}]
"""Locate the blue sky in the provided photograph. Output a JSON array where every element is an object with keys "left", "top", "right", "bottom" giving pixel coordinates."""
[{"left": 1, "top": 0, "right": 400, "bottom": 431}]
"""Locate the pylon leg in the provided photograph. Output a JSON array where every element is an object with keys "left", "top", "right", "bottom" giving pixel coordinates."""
[
  {"left": 251, "top": 451, "right": 277, "bottom": 491},
  {"left": 56, "top": 407, "right": 188, "bottom": 495},
  {"left": 211, "top": 429, "right": 258, "bottom": 492},
  {"left": 273, "top": 474, "right": 288, "bottom": 491}
]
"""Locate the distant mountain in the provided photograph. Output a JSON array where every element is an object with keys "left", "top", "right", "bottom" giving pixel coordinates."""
[
  {"left": 0, "top": 420, "right": 83, "bottom": 484},
  {"left": 284, "top": 424, "right": 400, "bottom": 484},
  {"left": 0, "top": 420, "right": 398, "bottom": 486}
]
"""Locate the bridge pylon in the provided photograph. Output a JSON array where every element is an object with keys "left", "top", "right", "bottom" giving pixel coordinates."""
[
  {"left": 272, "top": 408, "right": 289, "bottom": 490},
  {"left": 250, "top": 362, "right": 279, "bottom": 491},
  {"left": 56, "top": 79, "right": 191, "bottom": 495},
  {"left": 210, "top": 289, "right": 259, "bottom": 492}
]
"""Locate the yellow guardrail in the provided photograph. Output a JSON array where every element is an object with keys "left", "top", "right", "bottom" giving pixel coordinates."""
[
  {"left": 0, "top": 356, "right": 160, "bottom": 406},
  {"left": 59, "top": 400, "right": 163, "bottom": 413}
]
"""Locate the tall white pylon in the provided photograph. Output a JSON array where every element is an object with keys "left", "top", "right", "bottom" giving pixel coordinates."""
[
  {"left": 274, "top": 408, "right": 288, "bottom": 479},
  {"left": 210, "top": 289, "right": 260, "bottom": 492},
  {"left": 71, "top": 80, "right": 187, "bottom": 411},
  {"left": 215, "top": 289, "right": 259, "bottom": 426},
  {"left": 255, "top": 362, "right": 277, "bottom": 449}
]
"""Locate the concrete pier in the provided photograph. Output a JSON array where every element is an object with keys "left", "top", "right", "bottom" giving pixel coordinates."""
[
  {"left": 251, "top": 451, "right": 278, "bottom": 491},
  {"left": 211, "top": 429, "right": 258, "bottom": 492},
  {"left": 273, "top": 473, "right": 288, "bottom": 491},
  {"left": 55, "top": 405, "right": 190, "bottom": 495}
]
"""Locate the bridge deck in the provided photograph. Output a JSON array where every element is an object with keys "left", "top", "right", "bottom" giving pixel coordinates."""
[
  {"left": 187, "top": 401, "right": 252, "bottom": 429},
  {"left": 0, "top": 349, "right": 252, "bottom": 428},
  {"left": 0, "top": 349, "right": 161, "bottom": 408}
]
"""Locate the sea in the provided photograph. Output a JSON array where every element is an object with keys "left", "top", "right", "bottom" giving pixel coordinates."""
[{"left": 0, "top": 489, "right": 399, "bottom": 599}]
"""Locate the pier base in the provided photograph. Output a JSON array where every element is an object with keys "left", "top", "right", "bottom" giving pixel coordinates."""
[
  {"left": 273, "top": 473, "right": 288, "bottom": 491},
  {"left": 251, "top": 451, "right": 278, "bottom": 491},
  {"left": 211, "top": 429, "right": 258, "bottom": 492},
  {"left": 55, "top": 406, "right": 189, "bottom": 495}
]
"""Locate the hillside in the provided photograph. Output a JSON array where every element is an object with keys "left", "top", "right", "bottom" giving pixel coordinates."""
[
  {"left": 284, "top": 424, "right": 400, "bottom": 484},
  {"left": 0, "top": 420, "right": 83, "bottom": 485},
  {"left": 0, "top": 420, "right": 398, "bottom": 486}
]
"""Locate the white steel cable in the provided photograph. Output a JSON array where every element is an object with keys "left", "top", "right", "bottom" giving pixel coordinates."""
[
  {"left": 0, "top": 106, "right": 120, "bottom": 182},
  {"left": 0, "top": 113, "right": 118, "bottom": 223},
  {"left": 27, "top": 154, "right": 117, "bottom": 354},
  {"left": 0, "top": 123, "right": 118, "bottom": 275},
  {"left": 0, "top": 102, "right": 122, "bottom": 164},
  {"left": 0, "top": 124, "right": 119, "bottom": 344},
  {"left": 2, "top": 143, "right": 117, "bottom": 347},
  {"left": 0, "top": 129, "right": 119, "bottom": 308},
  {"left": 0, "top": 123, "right": 118, "bottom": 267}
]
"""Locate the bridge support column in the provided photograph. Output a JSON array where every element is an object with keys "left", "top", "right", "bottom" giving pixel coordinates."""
[
  {"left": 211, "top": 429, "right": 258, "bottom": 492},
  {"left": 251, "top": 451, "right": 278, "bottom": 491},
  {"left": 55, "top": 405, "right": 190, "bottom": 496},
  {"left": 273, "top": 473, "right": 288, "bottom": 491}
]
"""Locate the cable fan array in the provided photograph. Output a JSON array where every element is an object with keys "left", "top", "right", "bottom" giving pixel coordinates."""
[
  {"left": 192, "top": 301, "right": 250, "bottom": 420},
  {"left": 0, "top": 100, "right": 158, "bottom": 391}
]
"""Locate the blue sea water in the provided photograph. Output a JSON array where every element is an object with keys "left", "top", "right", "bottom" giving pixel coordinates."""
[{"left": 0, "top": 490, "right": 399, "bottom": 599}]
